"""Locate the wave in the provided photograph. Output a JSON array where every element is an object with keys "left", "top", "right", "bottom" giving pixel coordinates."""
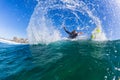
[
  {"left": 28, "top": 40, "right": 120, "bottom": 80},
  {"left": 27, "top": 0, "right": 107, "bottom": 44},
  {"left": 0, "top": 40, "right": 120, "bottom": 80}
]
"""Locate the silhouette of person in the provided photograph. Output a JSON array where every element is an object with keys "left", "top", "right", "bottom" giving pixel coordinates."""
[{"left": 63, "top": 26, "right": 82, "bottom": 39}]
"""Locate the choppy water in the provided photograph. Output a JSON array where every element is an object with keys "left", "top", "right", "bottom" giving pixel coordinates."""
[{"left": 0, "top": 40, "right": 120, "bottom": 80}]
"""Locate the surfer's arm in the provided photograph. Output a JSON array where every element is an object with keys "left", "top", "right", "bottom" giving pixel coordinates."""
[
  {"left": 63, "top": 27, "right": 71, "bottom": 34},
  {"left": 78, "top": 32, "right": 83, "bottom": 35}
]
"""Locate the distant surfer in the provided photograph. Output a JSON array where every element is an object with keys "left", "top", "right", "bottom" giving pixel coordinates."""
[{"left": 63, "top": 26, "right": 83, "bottom": 39}]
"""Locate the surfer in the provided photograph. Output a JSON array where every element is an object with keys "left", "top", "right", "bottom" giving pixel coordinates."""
[{"left": 63, "top": 26, "right": 83, "bottom": 39}]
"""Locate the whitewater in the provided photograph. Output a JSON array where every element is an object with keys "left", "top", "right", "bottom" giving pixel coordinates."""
[{"left": 27, "top": 0, "right": 107, "bottom": 44}]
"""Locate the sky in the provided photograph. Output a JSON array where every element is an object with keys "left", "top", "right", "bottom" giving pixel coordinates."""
[
  {"left": 0, "top": 0, "right": 37, "bottom": 39},
  {"left": 0, "top": 0, "right": 120, "bottom": 40}
]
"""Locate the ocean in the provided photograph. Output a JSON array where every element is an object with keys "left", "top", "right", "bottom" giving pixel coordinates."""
[{"left": 0, "top": 40, "right": 120, "bottom": 80}]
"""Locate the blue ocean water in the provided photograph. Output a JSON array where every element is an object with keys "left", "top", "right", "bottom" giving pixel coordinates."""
[{"left": 0, "top": 40, "right": 120, "bottom": 80}]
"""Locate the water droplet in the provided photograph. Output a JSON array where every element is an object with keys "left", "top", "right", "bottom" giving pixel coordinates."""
[{"left": 115, "top": 50, "right": 117, "bottom": 53}]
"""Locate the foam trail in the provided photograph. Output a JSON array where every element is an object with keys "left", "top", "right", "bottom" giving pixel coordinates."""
[
  {"left": 27, "top": 0, "right": 107, "bottom": 44},
  {"left": 27, "top": 1, "right": 61, "bottom": 44}
]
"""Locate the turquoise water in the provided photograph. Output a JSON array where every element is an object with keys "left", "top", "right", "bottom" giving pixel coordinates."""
[{"left": 0, "top": 40, "right": 120, "bottom": 80}]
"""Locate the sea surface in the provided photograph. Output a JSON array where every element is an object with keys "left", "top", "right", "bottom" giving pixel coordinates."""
[{"left": 0, "top": 40, "right": 120, "bottom": 80}]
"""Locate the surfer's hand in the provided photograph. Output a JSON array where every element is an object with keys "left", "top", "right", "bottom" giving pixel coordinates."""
[{"left": 78, "top": 32, "right": 83, "bottom": 34}]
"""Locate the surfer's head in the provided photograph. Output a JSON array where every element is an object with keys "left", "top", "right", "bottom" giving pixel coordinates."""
[{"left": 72, "top": 30, "right": 77, "bottom": 34}]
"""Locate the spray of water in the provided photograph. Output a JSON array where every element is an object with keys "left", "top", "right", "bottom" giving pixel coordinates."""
[{"left": 27, "top": 0, "right": 107, "bottom": 44}]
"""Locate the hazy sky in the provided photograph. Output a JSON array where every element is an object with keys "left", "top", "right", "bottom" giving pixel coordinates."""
[{"left": 0, "top": 0, "right": 37, "bottom": 39}]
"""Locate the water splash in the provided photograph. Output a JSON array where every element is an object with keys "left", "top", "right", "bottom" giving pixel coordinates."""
[
  {"left": 27, "top": 9, "right": 61, "bottom": 44},
  {"left": 27, "top": 0, "right": 107, "bottom": 44}
]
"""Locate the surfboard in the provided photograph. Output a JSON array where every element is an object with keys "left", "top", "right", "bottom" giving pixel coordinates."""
[{"left": 91, "top": 26, "right": 107, "bottom": 41}]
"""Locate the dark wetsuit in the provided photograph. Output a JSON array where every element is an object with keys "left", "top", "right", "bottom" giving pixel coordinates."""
[
  {"left": 63, "top": 27, "right": 78, "bottom": 39},
  {"left": 69, "top": 32, "right": 78, "bottom": 39}
]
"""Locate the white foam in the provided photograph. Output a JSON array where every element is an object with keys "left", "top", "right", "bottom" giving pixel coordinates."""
[
  {"left": 115, "top": 67, "right": 120, "bottom": 71},
  {"left": 27, "top": 16, "right": 61, "bottom": 44},
  {"left": 0, "top": 38, "right": 23, "bottom": 45},
  {"left": 27, "top": 0, "right": 107, "bottom": 44}
]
